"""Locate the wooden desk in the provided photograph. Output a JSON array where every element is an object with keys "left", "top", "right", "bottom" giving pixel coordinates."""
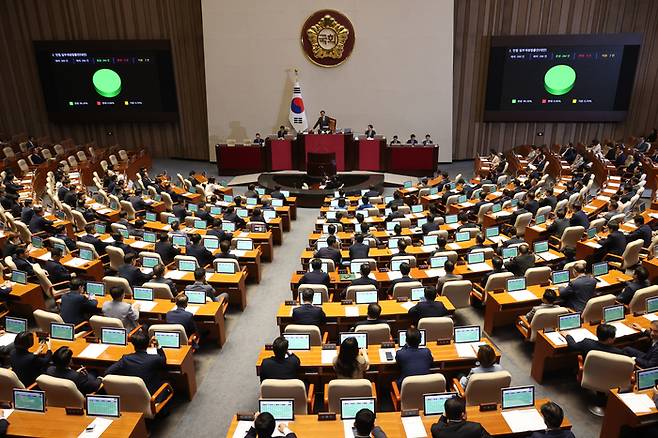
[
  {"left": 530, "top": 311, "right": 650, "bottom": 383},
  {"left": 484, "top": 271, "right": 632, "bottom": 335},
  {"left": 165, "top": 269, "right": 248, "bottom": 310},
  {"left": 7, "top": 282, "right": 45, "bottom": 317},
  {"left": 95, "top": 296, "right": 226, "bottom": 347},
  {"left": 600, "top": 388, "right": 658, "bottom": 438},
  {"left": 275, "top": 298, "right": 455, "bottom": 340},
  {"left": 642, "top": 257, "right": 658, "bottom": 282},
  {"left": 28, "top": 248, "right": 105, "bottom": 281},
  {"left": 35, "top": 338, "right": 197, "bottom": 399},
  {"left": 226, "top": 399, "right": 569, "bottom": 437},
  {"left": 5, "top": 407, "right": 147, "bottom": 437}
]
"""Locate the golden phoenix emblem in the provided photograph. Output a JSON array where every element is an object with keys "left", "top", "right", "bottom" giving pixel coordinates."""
[{"left": 306, "top": 15, "right": 350, "bottom": 59}]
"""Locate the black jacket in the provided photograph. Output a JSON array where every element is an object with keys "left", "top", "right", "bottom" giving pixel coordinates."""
[
  {"left": 245, "top": 427, "right": 296, "bottom": 438},
  {"left": 430, "top": 418, "right": 490, "bottom": 438},
  {"left": 60, "top": 292, "right": 98, "bottom": 325},
  {"left": 10, "top": 348, "right": 52, "bottom": 386},
  {"left": 565, "top": 336, "right": 623, "bottom": 356},
  {"left": 299, "top": 269, "right": 331, "bottom": 288},
  {"left": 504, "top": 254, "right": 535, "bottom": 276},
  {"left": 81, "top": 234, "right": 108, "bottom": 254},
  {"left": 547, "top": 218, "right": 570, "bottom": 238},
  {"left": 351, "top": 276, "right": 379, "bottom": 290},
  {"left": 559, "top": 276, "right": 598, "bottom": 312},
  {"left": 155, "top": 241, "right": 180, "bottom": 265},
  {"left": 12, "top": 256, "right": 35, "bottom": 276},
  {"left": 292, "top": 303, "right": 326, "bottom": 326},
  {"left": 117, "top": 263, "right": 152, "bottom": 286},
  {"left": 349, "top": 243, "right": 370, "bottom": 260},
  {"left": 165, "top": 308, "right": 198, "bottom": 337},
  {"left": 45, "top": 260, "right": 71, "bottom": 284},
  {"left": 628, "top": 224, "right": 652, "bottom": 247},
  {"left": 46, "top": 366, "right": 102, "bottom": 394},
  {"left": 597, "top": 231, "right": 627, "bottom": 257},
  {"left": 616, "top": 280, "right": 650, "bottom": 305},
  {"left": 259, "top": 354, "right": 301, "bottom": 381},
  {"left": 186, "top": 243, "right": 214, "bottom": 267},
  {"left": 569, "top": 210, "right": 590, "bottom": 229},
  {"left": 105, "top": 349, "right": 167, "bottom": 394},
  {"left": 28, "top": 214, "right": 54, "bottom": 234},
  {"left": 314, "top": 247, "right": 342, "bottom": 266},
  {"left": 408, "top": 300, "right": 449, "bottom": 325}
]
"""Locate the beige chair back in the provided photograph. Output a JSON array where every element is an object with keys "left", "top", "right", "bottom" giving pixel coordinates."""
[
  {"left": 464, "top": 371, "right": 512, "bottom": 406},
  {"left": 480, "top": 272, "right": 514, "bottom": 304},
  {"left": 524, "top": 266, "right": 551, "bottom": 286},
  {"left": 351, "top": 258, "right": 377, "bottom": 271},
  {"left": 14, "top": 220, "right": 31, "bottom": 243},
  {"left": 327, "top": 379, "right": 373, "bottom": 413},
  {"left": 354, "top": 323, "right": 391, "bottom": 344},
  {"left": 70, "top": 210, "right": 87, "bottom": 232},
  {"left": 391, "top": 255, "right": 416, "bottom": 268},
  {"left": 174, "top": 255, "right": 199, "bottom": 268},
  {"left": 560, "top": 226, "right": 585, "bottom": 250},
  {"left": 105, "top": 246, "right": 125, "bottom": 272},
  {"left": 418, "top": 317, "right": 454, "bottom": 341},
  {"left": 297, "top": 284, "right": 329, "bottom": 303},
  {"left": 582, "top": 294, "right": 616, "bottom": 324},
  {"left": 476, "top": 203, "right": 493, "bottom": 224},
  {"left": 393, "top": 281, "right": 423, "bottom": 299},
  {"left": 431, "top": 251, "right": 459, "bottom": 263},
  {"left": 103, "top": 375, "right": 155, "bottom": 418},
  {"left": 213, "top": 258, "right": 240, "bottom": 274},
  {"left": 33, "top": 264, "right": 55, "bottom": 299},
  {"left": 513, "top": 213, "right": 533, "bottom": 236},
  {"left": 393, "top": 218, "right": 412, "bottom": 228},
  {"left": 400, "top": 374, "right": 447, "bottom": 410},
  {"left": 33, "top": 309, "right": 64, "bottom": 333},
  {"left": 142, "top": 282, "right": 175, "bottom": 299},
  {"left": 89, "top": 315, "right": 124, "bottom": 338},
  {"left": 529, "top": 307, "right": 570, "bottom": 342},
  {"left": 580, "top": 351, "right": 634, "bottom": 393},
  {"left": 36, "top": 375, "right": 84, "bottom": 408},
  {"left": 103, "top": 276, "right": 133, "bottom": 298},
  {"left": 629, "top": 285, "right": 658, "bottom": 315},
  {"left": 0, "top": 368, "right": 25, "bottom": 401},
  {"left": 317, "top": 258, "right": 336, "bottom": 273},
  {"left": 284, "top": 324, "right": 322, "bottom": 346},
  {"left": 345, "top": 284, "right": 377, "bottom": 302},
  {"left": 120, "top": 201, "right": 137, "bottom": 220},
  {"left": 148, "top": 324, "right": 188, "bottom": 345},
  {"left": 442, "top": 280, "right": 472, "bottom": 309},
  {"left": 620, "top": 239, "right": 643, "bottom": 270},
  {"left": 261, "top": 379, "right": 309, "bottom": 415}
]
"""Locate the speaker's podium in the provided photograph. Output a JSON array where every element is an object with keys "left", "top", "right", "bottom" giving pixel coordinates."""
[{"left": 307, "top": 152, "right": 337, "bottom": 177}]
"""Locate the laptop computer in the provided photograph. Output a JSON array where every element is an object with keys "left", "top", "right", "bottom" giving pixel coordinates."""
[
  {"left": 339, "top": 332, "right": 368, "bottom": 348},
  {"left": 453, "top": 326, "right": 481, "bottom": 343},
  {"left": 501, "top": 386, "right": 535, "bottom": 410},
  {"left": 86, "top": 395, "right": 121, "bottom": 418}
]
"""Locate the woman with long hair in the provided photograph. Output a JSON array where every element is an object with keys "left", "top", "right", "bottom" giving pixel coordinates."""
[{"left": 333, "top": 336, "right": 369, "bottom": 379}]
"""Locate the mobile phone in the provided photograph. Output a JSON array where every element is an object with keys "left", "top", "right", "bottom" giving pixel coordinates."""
[{"left": 385, "top": 352, "right": 394, "bottom": 361}]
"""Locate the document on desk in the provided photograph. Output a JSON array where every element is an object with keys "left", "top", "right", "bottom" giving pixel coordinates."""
[
  {"left": 232, "top": 249, "right": 247, "bottom": 257},
  {"left": 455, "top": 342, "right": 485, "bottom": 358},
  {"left": 342, "top": 420, "right": 357, "bottom": 437},
  {"left": 538, "top": 252, "right": 560, "bottom": 261},
  {"left": 585, "top": 242, "right": 602, "bottom": 249},
  {"left": 78, "top": 343, "right": 109, "bottom": 359},
  {"left": 447, "top": 223, "right": 460, "bottom": 230},
  {"left": 468, "top": 263, "right": 491, "bottom": 272},
  {"left": 508, "top": 290, "right": 538, "bottom": 302},
  {"left": 401, "top": 415, "right": 428, "bottom": 437},
  {"left": 171, "top": 305, "right": 200, "bottom": 315},
  {"left": 501, "top": 408, "right": 547, "bottom": 433},
  {"left": 130, "top": 240, "right": 150, "bottom": 249},
  {"left": 0, "top": 333, "right": 17, "bottom": 347},
  {"left": 77, "top": 417, "right": 114, "bottom": 438},
  {"left": 447, "top": 243, "right": 462, "bottom": 250},
  {"left": 344, "top": 306, "right": 360, "bottom": 317},
  {"left": 231, "top": 421, "right": 253, "bottom": 438},
  {"left": 379, "top": 348, "right": 396, "bottom": 363},
  {"left": 387, "top": 271, "right": 403, "bottom": 281},
  {"left": 321, "top": 349, "right": 337, "bottom": 364},
  {"left": 545, "top": 331, "right": 568, "bottom": 346},
  {"left": 399, "top": 301, "right": 415, "bottom": 311},
  {"left": 66, "top": 257, "right": 89, "bottom": 268},
  {"left": 562, "top": 328, "right": 597, "bottom": 343},
  {"left": 165, "top": 270, "right": 187, "bottom": 280},
  {"left": 424, "top": 268, "right": 446, "bottom": 278},
  {"left": 643, "top": 313, "right": 658, "bottom": 322},
  {"left": 595, "top": 279, "right": 610, "bottom": 288},
  {"left": 37, "top": 251, "right": 52, "bottom": 261},
  {"left": 611, "top": 322, "right": 637, "bottom": 338},
  {"left": 421, "top": 245, "right": 437, "bottom": 253},
  {"left": 101, "top": 237, "right": 115, "bottom": 243},
  {"left": 618, "top": 393, "right": 657, "bottom": 413},
  {"left": 134, "top": 300, "right": 157, "bottom": 312},
  {"left": 597, "top": 195, "right": 611, "bottom": 202}
]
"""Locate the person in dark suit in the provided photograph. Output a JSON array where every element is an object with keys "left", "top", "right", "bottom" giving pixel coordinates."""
[
  {"left": 616, "top": 266, "right": 650, "bottom": 305},
  {"left": 207, "top": 219, "right": 233, "bottom": 242},
  {"left": 172, "top": 203, "right": 187, "bottom": 222},
  {"left": 591, "top": 220, "right": 626, "bottom": 262},
  {"left": 0, "top": 412, "right": 7, "bottom": 437},
  {"left": 108, "top": 233, "right": 135, "bottom": 256},
  {"left": 349, "top": 234, "right": 370, "bottom": 260},
  {"left": 388, "top": 263, "right": 414, "bottom": 297},
  {"left": 127, "top": 190, "right": 148, "bottom": 212},
  {"left": 480, "top": 256, "right": 506, "bottom": 288},
  {"left": 60, "top": 278, "right": 98, "bottom": 325},
  {"left": 166, "top": 293, "right": 198, "bottom": 337},
  {"left": 406, "top": 134, "right": 419, "bottom": 145},
  {"left": 20, "top": 199, "right": 34, "bottom": 224},
  {"left": 151, "top": 264, "right": 177, "bottom": 295},
  {"left": 569, "top": 204, "right": 589, "bottom": 229},
  {"left": 46, "top": 346, "right": 102, "bottom": 394},
  {"left": 12, "top": 247, "right": 35, "bottom": 276},
  {"left": 504, "top": 243, "right": 535, "bottom": 276},
  {"left": 539, "top": 188, "right": 558, "bottom": 210},
  {"left": 627, "top": 214, "right": 653, "bottom": 247},
  {"left": 292, "top": 288, "right": 327, "bottom": 326},
  {"left": 155, "top": 233, "right": 180, "bottom": 265},
  {"left": 395, "top": 327, "right": 433, "bottom": 386},
  {"left": 436, "top": 261, "right": 463, "bottom": 294},
  {"left": 312, "top": 110, "right": 330, "bottom": 132},
  {"left": 547, "top": 209, "right": 570, "bottom": 239},
  {"left": 117, "top": 253, "right": 153, "bottom": 286},
  {"left": 422, "top": 215, "right": 439, "bottom": 235},
  {"left": 430, "top": 396, "right": 490, "bottom": 438},
  {"left": 186, "top": 233, "right": 214, "bottom": 267},
  {"left": 390, "top": 135, "right": 401, "bottom": 145},
  {"left": 277, "top": 126, "right": 288, "bottom": 139},
  {"left": 624, "top": 320, "right": 658, "bottom": 368},
  {"left": 44, "top": 247, "right": 71, "bottom": 284},
  {"left": 80, "top": 224, "right": 108, "bottom": 254},
  {"left": 364, "top": 124, "right": 376, "bottom": 138},
  {"left": 525, "top": 192, "right": 540, "bottom": 216},
  {"left": 530, "top": 402, "right": 574, "bottom": 438},
  {"left": 558, "top": 262, "right": 597, "bottom": 312},
  {"left": 314, "top": 235, "right": 342, "bottom": 267},
  {"left": 408, "top": 286, "right": 449, "bottom": 325},
  {"left": 105, "top": 331, "right": 169, "bottom": 396},
  {"left": 253, "top": 133, "right": 265, "bottom": 146},
  {"left": 259, "top": 336, "right": 301, "bottom": 382},
  {"left": 222, "top": 206, "right": 246, "bottom": 230},
  {"left": 10, "top": 331, "right": 52, "bottom": 386},
  {"left": 214, "top": 239, "right": 239, "bottom": 261},
  {"left": 270, "top": 185, "right": 286, "bottom": 200},
  {"left": 422, "top": 134, "right": 433, "bottom": 145},
  {"left": 352, "top": 303, "right": 389, "bottom": 330},
  {"left": 245, "top": 412, "right": 297, "bottom": 438},
  {"left": 299, "top": 259, "right": 331, "bottom": 289},
  {"left": 566, "top": 323, "right": 622, "bottom": 356},
  {"left": 351, "top": 263, "right": 379, "bottom": 291},
  {"left": 28, "top": 206, "right": 56, "bottom": 234}
]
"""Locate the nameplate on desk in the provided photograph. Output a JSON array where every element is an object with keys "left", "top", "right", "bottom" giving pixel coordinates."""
[
  {"left": 396, "top": 297, "right": 409, "bottom": 302},
  {"left": 65, "top": 407, "right": 84, "bottom": 415},
  {"left": 236, "top": 412, "right": 255, "bottom": 421},
  {"left": 317, "top": 412, "right": 336, "bottom": 421},
  {"left": 436, "top": 339, "right": 451, "bottom": 345},
  {"left": 341, "top": 300, "right": 353, "bottom": 305},
  {"left": 284, "top": 300, "right": 296, "bottom": 306},
  {"left": 479, "top": 403, "right": 497, "bottom": 412},
  {"left": 401, "top": 409, "right": 420, "bottom": 417},
  {"left": 322, "top": 343, "right": 337, "bottom": 350},
  {"left": 381, "top": 341, "right": 395, "bottom": 349},
  {"left": 264, "top": 344, "right": 273, "bottom": 350},
  {"left": 296, "top": 270, "right": 306, "bottom": 275}
]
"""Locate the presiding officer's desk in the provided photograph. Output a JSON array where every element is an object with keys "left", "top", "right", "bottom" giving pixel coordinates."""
[
  {"left": 484, "top": 269, "right": 632, "bottom": 335},
  {"left": 30, "top": 337, "right": 197, "bottom": 400},
  {"left": 226, "top": 399, "right": 570, "bottom": 438},
  {"left": 95, "top": 295, "right": 226, "bottom": 347},
  {"left": 255, "top": 338, "right": 501, "bottom": 384},
  {"left": 3, "top": 407, "right": 147, "bottom": 438},
  {"left": 600, "top": 388, "right": 658, "bottom": 438},
  {"left": 531, "top": 310, "right": 654, "bottom": 383},
  {"left": 275, "top": 298, "right": 455, "bottom": 341}
]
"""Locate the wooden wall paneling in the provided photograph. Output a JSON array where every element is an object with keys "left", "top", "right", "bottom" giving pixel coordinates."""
[
  {"left": 0, "top": 0, "right": 208, "bottom": 160},
  {"left": 453, "top": 0, "right": 658, "bottom": 160}
]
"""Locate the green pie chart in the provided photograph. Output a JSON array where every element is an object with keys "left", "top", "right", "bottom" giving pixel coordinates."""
[
  {"left": 92, "top": 68, "right": 122, "bottom": 98},
  {"left": 544, "top": 65, "right": 576, "bottom": 96}
]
